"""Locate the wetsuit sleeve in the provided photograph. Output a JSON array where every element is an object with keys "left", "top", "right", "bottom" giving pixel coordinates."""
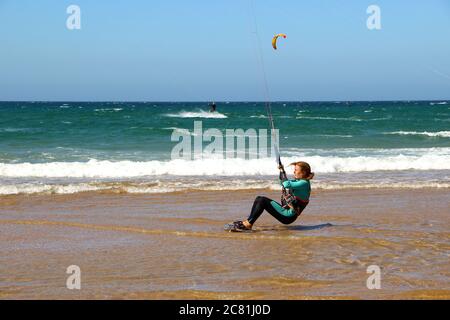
[{"left": 282, "top": 179, "right": 309, "bottom": 189}]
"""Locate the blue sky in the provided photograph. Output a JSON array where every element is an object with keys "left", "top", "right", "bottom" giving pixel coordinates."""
[{"left": 0, "top": 0, "right": 449, "bottom": 101}]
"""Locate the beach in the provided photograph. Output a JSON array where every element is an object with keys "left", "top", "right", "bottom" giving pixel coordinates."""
[
  {"left": 1, "top": 101, "right": 449, "bottom": 299},
  {"left": 1, "top": 188, "right": 449, "bottom": 299},
  {"left": 2, "top": 0, "right": 450, "bottom": 304}
]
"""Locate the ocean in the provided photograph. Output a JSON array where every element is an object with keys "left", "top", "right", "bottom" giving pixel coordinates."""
[{"left": 0, "top": 100, "right": 449, "bottom": 195}]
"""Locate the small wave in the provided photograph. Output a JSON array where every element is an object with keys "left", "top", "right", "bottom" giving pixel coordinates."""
[
  {"left": 430, "top": 102, "right": 448, "bottom": 105},
  {"left": 164, "top": 110, "right": 227, "bottom": 119},
  {"left": 1, "top": 179, "right": 449, "bottom": 195},
  {"left": 0, "top": 183, "right": 105, "bottom": 195},
  {"left": 384, "top": 131, "right": 450, "bottom": 138},
  {"left": 1, "top": 150, "right": 450, "bottom": 179},
  {"left": 296, "top": 115, "right": 391, "bottom": 122},
  {"left": 296, "top": 116, "right": 364, "bottom": 122},
  {"left": 316, "top": 134, "right": 353, "bottom": 138},
  {"left": 0, "top": 128, "right": 31, "bottom": 133},
  {"left": 94, "top": 108, "right": 123, "bottom": 112},
  {"left": 368, "top": 116, "right": 392, "bottom": 121},
  {"left": 311, "top": 182, "right": 450, "bottom": 191},
  {"left": 250, "top": 115, "right": 268, "bottom": 118}
]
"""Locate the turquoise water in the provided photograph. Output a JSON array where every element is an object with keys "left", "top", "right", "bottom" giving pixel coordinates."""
[{"left": 0, "top": 101, "right": 449, "bottom": 194}]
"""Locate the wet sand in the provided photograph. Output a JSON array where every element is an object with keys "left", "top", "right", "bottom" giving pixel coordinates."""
[{"left": 0, "top": 188, "right": 449, "bottom": 299}]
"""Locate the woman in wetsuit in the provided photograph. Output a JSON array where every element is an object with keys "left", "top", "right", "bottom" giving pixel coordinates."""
[{"left": 231, "top": 161, "right": 314, "bottom": 231}]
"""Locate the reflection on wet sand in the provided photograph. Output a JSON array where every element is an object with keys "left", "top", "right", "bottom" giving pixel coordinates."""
[{"left": 0, "top": 189, "right": 449, "bottom": 299}]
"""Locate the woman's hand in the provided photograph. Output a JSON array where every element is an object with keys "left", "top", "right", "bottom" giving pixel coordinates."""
[{"left": 278, "top": 164, "right": 284, "bottom": 171}]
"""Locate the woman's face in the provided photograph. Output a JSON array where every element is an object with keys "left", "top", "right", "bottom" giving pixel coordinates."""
[{"left": 294, "top": 165, "right": 304, "bottom": 179}]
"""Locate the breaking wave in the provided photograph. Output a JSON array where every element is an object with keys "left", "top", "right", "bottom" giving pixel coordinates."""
[
  {"left": 1, "top": 149, "right": 450, "bottom": 179},
  {"left": 164, "top": 110, "right": 227, "bottom": 119},
  {"left": 384, "top": 131, "right": 450, "bottom": 138}
]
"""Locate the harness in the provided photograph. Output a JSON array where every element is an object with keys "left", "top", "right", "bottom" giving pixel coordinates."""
[
  {"left": 280, "top": 168, "right": 310, "bottom": 216},
  {"left": 281, "top": 189, "right": 309, "bottom": 216}
]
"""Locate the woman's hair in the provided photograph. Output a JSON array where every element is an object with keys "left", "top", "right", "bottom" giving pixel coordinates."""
[{"left": 290, "top": 161, "right": 315, "bottom": 180}]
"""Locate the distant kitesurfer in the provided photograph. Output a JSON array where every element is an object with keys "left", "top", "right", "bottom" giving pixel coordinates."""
[
  {"left": 209, "top": 101, "right": 217, "bottom": 112},
  {"left": 229, "top": 161, "right": 314, "bottom": 231}
]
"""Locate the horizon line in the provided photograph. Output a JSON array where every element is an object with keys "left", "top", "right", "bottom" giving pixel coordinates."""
[{"left": 0, "top": 98, "right": 449, "bottom": 103}]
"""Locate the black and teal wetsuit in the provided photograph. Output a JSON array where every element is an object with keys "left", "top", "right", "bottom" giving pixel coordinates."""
[{"left": 247, "top": 178, "right": 311, "bottom": 225}]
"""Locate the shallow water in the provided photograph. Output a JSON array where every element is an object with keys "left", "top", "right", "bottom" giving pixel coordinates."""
[{"left": 0, "top": 189, "right": 448, "bottom": 299}]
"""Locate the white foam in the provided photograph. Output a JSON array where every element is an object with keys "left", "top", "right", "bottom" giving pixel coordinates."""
[
  {"left": 164, "top": 110, "right": 227, "bottom": 119},
  {"left": 250, "top": 115, "right": 268, "bottom": 118},
  {"left": 1, "top": 150, "right": 450, "bottom": 178},
  {"left": 316, "top": 134, "right": 353, "bottom": 138},
  {"left": 94, "top": 108, "right": 123, "bottom": 112},
  {"left": 385, "top": 131, "right": 450, "bottom": 138},
  {"left": 296, "top": 115, "right": 391, "bottom": 121},
  {"left": 310, "top": 182, "right": 450, "bottom": 190},
  {"left": 0, "top": 128, "right": 31, "bottom": 133},
  {"left": 1, "top": 179, "right": 448, "bottom": 195},
  {"left": 296, "top": 116, "right": 363, "bottom": 122},
  {"left": 0, "top": 183, "right": 103, "bottom": 195}
]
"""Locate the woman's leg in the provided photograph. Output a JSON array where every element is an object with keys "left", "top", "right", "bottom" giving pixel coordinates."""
[{"left": 246, "top": 196, "right": 298, "bottom": 225}]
